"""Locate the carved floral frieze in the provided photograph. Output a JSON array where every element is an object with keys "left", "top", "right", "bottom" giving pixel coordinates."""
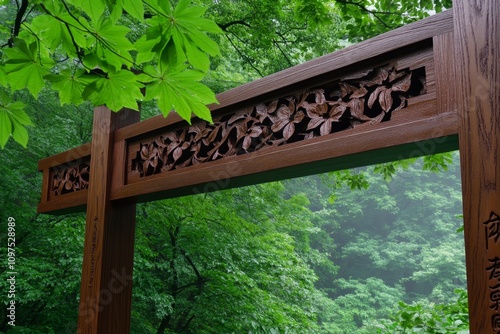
[
  {"left": 131, "top": 64, "right": 426, "bottom": 177},
  {"left": 50, "top": 160, "right": 90, "bottom": 196}
]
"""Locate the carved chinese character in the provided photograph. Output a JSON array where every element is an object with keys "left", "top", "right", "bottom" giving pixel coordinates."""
[
  {"left": 490, "top": 283, "right": 500, "bottom": 310},
  {"left": 484, "top": 212, "right": 500, "bottom": 250},
  {"left": 487, "top": 257, "right": 500, "bottom": 281},
  {"left": 492, "top": 314, "right": 500, "bottom": 332}
]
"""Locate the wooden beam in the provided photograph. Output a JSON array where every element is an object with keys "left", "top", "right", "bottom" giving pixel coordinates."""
[
  {"left": 77, "top": 107, "right": 139, "bottom": 333},
  {"left": 38, "top": 10, "right": 456, "bottom": 215},
  {"left": 112, "top": 110, "right": 458, "bottom": 203},
  {"left": 455, "top": 1, "right": 500, "bottom": 333},
  {"left": 115, "top": 10, "right": 453, "bottom": 140}
]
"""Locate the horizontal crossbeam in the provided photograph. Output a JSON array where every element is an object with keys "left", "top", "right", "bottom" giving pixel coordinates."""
[{"left": 38, "top": 9, "right": 456, "bottom": 214}]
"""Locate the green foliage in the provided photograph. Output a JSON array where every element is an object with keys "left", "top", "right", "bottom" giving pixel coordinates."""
[
  {"left": 0, "top": 90, "right": 30, "bottom": 148},
  {"left": 0, "top": 0, "right": 221, "bottom": 147},
  {"left": 377, "top": 289, "right": 469, "bottom": 333},
  {"left": 334, "top": 0, "right": 452, "bottom": 41},
  {"left": 0, "top": 90, "right": 89, "bottom": 332}
]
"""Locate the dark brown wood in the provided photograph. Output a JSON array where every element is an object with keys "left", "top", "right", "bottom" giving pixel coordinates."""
[
  {"left": 113, "top": 111, "right": 458, "bottom": 202},
  {"left": 37, "top": 143, "right": 91, "bottom": 214},
  {"left": 455, "top": 0, "right": 500, "bottom": 333},
  {"left": 37, "top": 142, "right": 91, "bottom": 170},
  {"left": 433, "top": 32, "right": 457, "bottom": 114},
  {"left": 126, "top": 63, "right": 429, "bottom": 180},
  {"left": 77, "top": 107, "right": 139, "bottom": 333}
]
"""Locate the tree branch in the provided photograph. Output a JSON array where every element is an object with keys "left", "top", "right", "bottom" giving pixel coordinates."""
[
  {"left": 272, "top": 38, "right": 293, "bottom": 67},
  {"left": 8, "top": 0, "right": 29, "bottom": 47},
  {"left": 335, "top": 0, "right": 395, "bottom": 30},
  {"left": 224, "top": 33, "right": 264, "bottom": 77},
  {"left": 218, "top": 20, "right": 251, "bottom": 31}
]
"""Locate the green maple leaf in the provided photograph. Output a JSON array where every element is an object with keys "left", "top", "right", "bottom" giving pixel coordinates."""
[
  {"left": 154, "top": 0, "right": 221, "bottom": 71},
  {"left": 0, "top": 91, "right": 32, "bottom": 148},
  {"left": 142, "top": 65, "right": 217, "bottom": 123},
  {"left": 29, "top": 12, "right": 87, "bottom": 56},
  {"left": 89, "top": 18, "right": 135, "bottom": 71},
  {"left": 122, "top": 0, "right": 145, "bottom": 20},
  {"left": 3, "top": 40, "right": 54, "bottom": 97},
  {"left": 67, "top": 0, "right": 106, "bottom": 22},
  {"left": 46, "top": 69, "right": 96, "bottom": 106},
  {"left": 83, "top": 70, "right": 143, "bottom": 111},
  {"left": 134, "top": 34, "right": 161, "bottom": 64},
  {"left": 173, "top": 0, "right": 222, "bottom": 54}
]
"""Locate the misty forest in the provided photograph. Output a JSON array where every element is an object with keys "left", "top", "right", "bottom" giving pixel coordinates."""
[
  {"left": 0, "top": 0, "right": 468, "bottom": 333},
  {"left": 0, "top": 89, "right": 468, "bottom": 333}
]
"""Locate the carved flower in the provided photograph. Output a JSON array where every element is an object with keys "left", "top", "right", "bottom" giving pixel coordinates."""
[
  {"left": 368, "top": 72, "right": 411, "bottom": 112},
  {"left": 270, "top": 102, "right": 304, "bottom": 140},
  {"left": 255, "top": 101, "right": 278, "bottom": 123},
  {"left": 306, "top": 101, "right": 347, "bottom": 136},
  {"left": 235, "top": 119, "right": 263, "bottom": 151}
]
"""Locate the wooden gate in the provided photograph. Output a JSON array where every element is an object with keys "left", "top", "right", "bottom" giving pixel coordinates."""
[{"left": 38, "top": 1, "right": 500, "bottom": 332}]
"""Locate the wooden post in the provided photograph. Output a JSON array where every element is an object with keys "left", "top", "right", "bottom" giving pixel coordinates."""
[
  {"left": 77, "top": 107, "right": 140, "bottom": 333},
  {"left": 455, "top": 1, "right": 500, "bottom": 333}
]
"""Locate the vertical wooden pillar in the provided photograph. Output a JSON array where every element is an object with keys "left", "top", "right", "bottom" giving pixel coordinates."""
[
  {"left": 455, "top": 1, "right": 500, "bottom": 333},
  {"left": 77, "top": 107, "right": 140, "bottom": 333}
]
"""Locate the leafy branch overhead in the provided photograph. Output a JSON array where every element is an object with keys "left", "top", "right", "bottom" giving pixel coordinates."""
[{"left": 0, "top": 0, "right": 222, "bottom": 148}]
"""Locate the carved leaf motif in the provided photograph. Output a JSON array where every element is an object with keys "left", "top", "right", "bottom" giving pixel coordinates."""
[
  {"left": 242, "top": 136, "right": 252, "bottom": 150},
  {"left": 320, "top": 120, "right": 332, "bottom": 136},
  {"left": 388, "top": 69, "right": 407, "bottom": 83},
  {"left": 271, "top": 118, "right": 289, "bottom": 133},
  {"left": 249, "top": 126, "right": 263, "bottom": 138},
  {"left": 130, "top": 65, "right": 426, "bottom": 177},
  {"left": 283, "top": 122, "right": 295, "bottom": 140},
  {"left": 348, "top": 98, "right": 371, "bottom": 120},
  {"left": 339, "top": 82, "right": 358, "bottom": 97},
  {"left": 368, "top": 86, "right": 385, "bottom": 109},
  {"left": 173, "top": 146, "right": 183, "bottom": 161},
  {"left": 351, "top": 86, "right": 368, "bottom": 99},
  {"left": 366, "top": 67, "right": 389, "bottom": 86},
  {"left": 140, "top": 144, "right": 149, "bottom": 160},
  {"left": 307, "top": 117, "right": 325, "bottom": 131},
  {"left": 391, "top": 72, "right": 412, "bottom": 92},
  {"left": 330, "top": 102, "right": 347, "bottom": 121},
  {"left": 306, "top": 102, "right": 328, "bottom": 118},
  {"left": 294, "top": 110, "right": 305, "bottom": 123},
  {"left": 379, "top": 89, "right": 393, "bottom": 113},
  {"left": 313, "top": 89, "right": 326, "bottom": 104}
]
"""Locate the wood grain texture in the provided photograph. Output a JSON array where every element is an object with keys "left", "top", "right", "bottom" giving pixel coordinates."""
[
  {"left": 112, "top": 111, "right": 458, "bottom": 202},
  {"left": 37, "top": 142, "right": 91, "bottom": 170},
  {"left": 127, "top": 64, "right": 428, "bottom": 180},
  {"left": 37, "top": 189, "right": 87, "bottom": 214},
  {"left": 433, "top": 32, "right": 457, "bottom": 114},
  {"left": 111, "top": 109, "right": 140, "bottom": 191},
  {"left": 77, "top": 107, "right": 139, "bottom": 334},
  {"left": 454, "top": 1, "right": 500, "bottom": 333}
]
